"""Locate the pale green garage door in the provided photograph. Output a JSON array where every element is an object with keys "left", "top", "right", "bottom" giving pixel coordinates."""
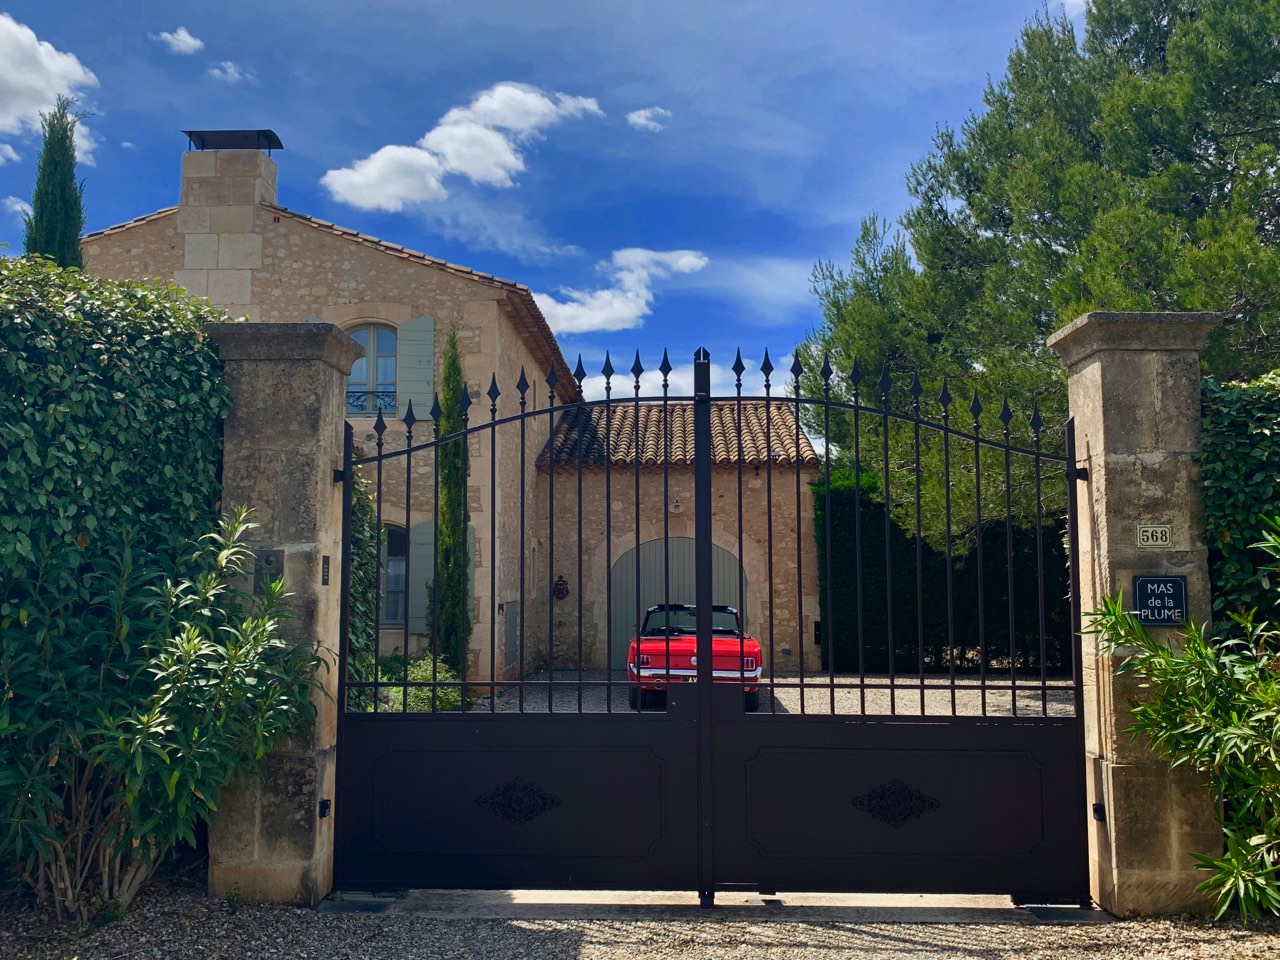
[{"left": 608, "top": 537, "right": 747, "bottom": 669}]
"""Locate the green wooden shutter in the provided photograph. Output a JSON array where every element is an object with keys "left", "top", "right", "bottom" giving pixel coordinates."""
[
  {"left": 407, "top": 520, "right": 436, "bottom": 635},
  {"left": 398, "top": 314, "right": 435, "bottom": 416}
]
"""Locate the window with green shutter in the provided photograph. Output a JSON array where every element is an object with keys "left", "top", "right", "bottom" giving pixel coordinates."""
[{"left": 347, "top": 323, "right": 398, "bottom": 416}]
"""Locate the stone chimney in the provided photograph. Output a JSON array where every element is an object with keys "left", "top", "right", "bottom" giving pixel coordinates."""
[{"left": 174, "top": 131, "right": 280, "bottom": 322}]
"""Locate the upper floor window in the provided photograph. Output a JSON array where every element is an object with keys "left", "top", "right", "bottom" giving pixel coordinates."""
[{"left": 347, "top": 324, "right": 397, "bottom": 416}]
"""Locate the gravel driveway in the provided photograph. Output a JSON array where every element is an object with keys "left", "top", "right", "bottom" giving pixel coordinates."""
[
  {"left": 473, "top": 671, "right": 1076, "bottom": 717},
  {"left": 5, "top": 880, "right": 1280, "bottom": 960}
]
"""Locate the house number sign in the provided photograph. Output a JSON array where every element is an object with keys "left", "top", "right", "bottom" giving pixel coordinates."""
[
  {"left": 1132, "top": 575, "right": 1187, "bottom": 626},
  {"left": 1137, "top": 524, "right": 1171, "bottom": 547}
]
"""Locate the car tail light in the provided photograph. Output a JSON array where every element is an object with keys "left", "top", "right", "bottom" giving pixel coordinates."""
[
  {"left": 743, "top": 657, "right": 757, "bottom": 671},
  {"left": 638, "top": 654, "right": 651, "bottom": 666}
]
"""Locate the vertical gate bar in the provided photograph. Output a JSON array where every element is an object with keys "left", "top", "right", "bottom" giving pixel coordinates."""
[
  {"left": 734, "top": 353, "right": 746, "bottom": 701},
  {"left": 336, "top": 422, "right": 354, "bottom": 716},
  {"left": 490, "top": 377, "right": 500, "bottom": 711},
  {"left": 1066, "top": 417, "right": 1084, "bottom": 720},
  {"left": 402, "top": 405, "right": 414, "bottom": 711},
  {"left": 853, "top": 364, "right": 866, "bottom": 714},
  {"left": 546, "top": 372, "right": 557, "bottom": 713},
  {"left": 1033, "top": 406, "right": 1048, "bottom": 715},
  {"left": 662, "top": 353, "right": 672, "bottom": 702},
  {"left": 763, "top": 353, "right": 777, "bottom": 713},
  {"left": 693, "top": 347, "right": 715, "bottom": 906},
  {"left": 460, "top": 389, "right": 471, "bottom": 701},
  {"left": 972, "top": 391, "right": 986, "bottom": 717},
  {"left": 518, "top": 370, "right": 529, "bottom": 713},
  {"left": 823, "top": 360, "right": 834, "bottom": 714},
  {"left": 431, "top": 396, "right": 442, "bottom": 713},
  {"left": 575, "top": 365, "right": 586, "bottom": 715},
  {"left": 912, "top": 376, "right": 925, "bottom": 716},
  {"left": 941, "top": 383, "right": 956, "bottom": 716},
  {"left": 1003, "top": 400, "right": 1017, "bottom": 717},
  {"left": 793, "top": 359, "right": 806, "bottom": 716},
  {"left": 880, "top": 365, "right": 895, "bottom": 715},
  {"left": 633, "top": 353, "right": 644, "bottom": 712},
  {"left": 373, "top": 413, "right": 385, "bottom": 713},
  {"left": 603, "top": 355, "right": 615, "bottom": 712}
]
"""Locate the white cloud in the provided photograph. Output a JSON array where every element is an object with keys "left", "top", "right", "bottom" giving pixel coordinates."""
[
  {"left": 0, "top": 14, "right": 98, "bottom": 160},
  {"left": 322, "top": 81, "right": 603, "bottom": 211},
  {"left": 626, "top": 107, "right": 672, "bottom": 132},
  {"left": 578, "top": 353, "right": 795, "bottom": 402},
  {"left": 678, "top": 255, "right": 816, "bottom": 324},
  {"left": 1063, "top": 0, "right": 1089, "bottom": 15},
  {"left": 208, "top": 60, "right": 252, "bottom": 83},
  {"left": 3, "top": 195, "right": 32, "bottom": 219},
  {"left": 534, "top": 248, "right": 709, "bottom": 335},
  {"left": 73, "top": 122, "right": 100, "bottom": 166},
  {"left": 120, "top": 141, "right": 136, "bottom": 149},
  {"left": 149, "top": 27, "right": 204, "bottom": 55},
  {"left": 0, "top": 143, "right": 18, "bottom": 165}
]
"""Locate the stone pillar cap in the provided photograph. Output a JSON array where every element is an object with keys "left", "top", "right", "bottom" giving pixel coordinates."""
[
  {"left": 204, "top": 321, "right": 364, "bottom": 375},
  {"left": 1047, "top": 311, "right": 1221, "bottom": 368}
]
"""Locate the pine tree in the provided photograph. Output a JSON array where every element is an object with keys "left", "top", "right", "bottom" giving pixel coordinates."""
[
  {"left": 24, "top": 95, "right": 86, "bottom": 268},
  {"left": 434, "top": 321, "right": 471, "bottom": 677}
]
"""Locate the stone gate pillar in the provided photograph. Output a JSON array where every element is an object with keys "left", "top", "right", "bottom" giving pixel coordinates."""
[
  {"left": 203, "top": 322, "right": 360, "bottom": 905},
  {"left": 1047, "top": 312, "right": 1222, "bottom": 915}
]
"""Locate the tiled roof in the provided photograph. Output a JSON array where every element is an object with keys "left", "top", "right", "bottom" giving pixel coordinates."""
[
  {"left": 537, "top": 401, "right": 820, "bottom": 468},
  {"left": 81, "top": 206, "right": 178, "bottom": 237},
  {"left": 81, "top": 202, "right": 575, "bottom": 401}
]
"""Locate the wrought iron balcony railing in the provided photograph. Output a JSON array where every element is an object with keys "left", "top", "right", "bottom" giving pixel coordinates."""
[{"left": 346, "top": 390, "right": 397, "bottom": 416}]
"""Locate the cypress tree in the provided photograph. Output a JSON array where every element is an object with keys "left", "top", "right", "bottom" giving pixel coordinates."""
[
  {"left": 24, "top": 95, "right": 86, "bottom": 268},
  {"left": 434, "top": 321, "right": 471, "bottom": 676}
]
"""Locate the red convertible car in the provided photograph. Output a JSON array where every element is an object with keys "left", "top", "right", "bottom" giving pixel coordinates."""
[{"left": 626, "top": 604, "right": 763, "bottom": 711}]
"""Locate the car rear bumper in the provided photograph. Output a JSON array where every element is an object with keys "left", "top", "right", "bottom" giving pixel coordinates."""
[{"left": 627, "top": 664, "right": 761, "bottom": 692}]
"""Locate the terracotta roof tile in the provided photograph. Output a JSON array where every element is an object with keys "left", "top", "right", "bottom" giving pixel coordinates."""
[
  {"left": 81, "top": 207, "right": 178, "bottom": 237},
  {"left": 537, "top": 401, "right": 819, "bottom": 468}
]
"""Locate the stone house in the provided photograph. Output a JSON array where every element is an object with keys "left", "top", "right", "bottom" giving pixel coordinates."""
[
  {"left": 531, "top": 401, "right": 820, "bottom": 676},
  {"left": 80, "top": 131, "right": 818, "bottom": 683}
]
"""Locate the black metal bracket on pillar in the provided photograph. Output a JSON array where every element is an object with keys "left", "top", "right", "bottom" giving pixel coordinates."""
[{"left": 693, "top": 347, "right": 716, "bottom": 905}]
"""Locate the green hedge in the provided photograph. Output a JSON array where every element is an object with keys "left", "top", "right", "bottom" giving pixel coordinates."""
[
  {"left": 1200, "top": 375, "right": 1280, "bottom": 622},
  {"left": 813, "top": 469, "right": 1071, "bottom": 674},
  {"left": 0, "top": 257, "right": 230, "bottom": 611}
]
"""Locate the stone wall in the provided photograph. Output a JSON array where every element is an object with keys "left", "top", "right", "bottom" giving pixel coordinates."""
[{"left": 529, "top": 464, "right": 820, "bottom": 674}]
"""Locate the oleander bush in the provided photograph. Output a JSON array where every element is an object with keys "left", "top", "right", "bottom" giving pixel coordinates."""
[
  {"left": 1092, "top": 516, "right": 1280, "bottom": 921},
  {"left": 0, "top": 512, "right": 321, "bottom": 922}
]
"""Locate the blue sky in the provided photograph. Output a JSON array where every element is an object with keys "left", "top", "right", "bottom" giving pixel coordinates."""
[{"left": 0, "top": 1, "right": 1086, "bottom": 394}]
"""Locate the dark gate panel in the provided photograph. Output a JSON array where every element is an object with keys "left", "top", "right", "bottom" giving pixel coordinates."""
[
  {"left": 707, "top": 707, "right": 1086, "bottom": 900},
  {"left": 335, "top": 711, "right": 699, "bottom": 888}
]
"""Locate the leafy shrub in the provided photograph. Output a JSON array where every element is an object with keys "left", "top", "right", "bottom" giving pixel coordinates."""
[
  {"left": 0, "top": 511, "right": 321, "bottom": 922},
  {"left": 0, "top": 256, "right": 230, "bottom": 615},
  {"left": 813, "top": 469, "right": 1071, "bottom": 674},
  {"left": 1200, "top": 375, "right": 1280, "bottom": 624},
  {"left": 346, "top": 653, "right": 464, "bottom": 713},
  {"left": 1092, "top": 517, "right": 1280, "bottom": 921}
]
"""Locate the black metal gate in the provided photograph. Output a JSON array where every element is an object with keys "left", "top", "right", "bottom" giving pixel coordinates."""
[{"left": 334, "top": 348, "right": 1088, "bottom": 904}]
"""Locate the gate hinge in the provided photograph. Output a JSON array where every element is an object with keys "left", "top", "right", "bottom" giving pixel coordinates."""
[
  {"left": 333, "top": 465, "right": 352, "bottom": 484},
  {"left": 1092, "top": 802, "right": 1106, "bottom": 822}
]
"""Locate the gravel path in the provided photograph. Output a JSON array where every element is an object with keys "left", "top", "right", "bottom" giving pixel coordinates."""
[
  {"left": 6, "top": 880, "right": 1280, "bottom": 960},
  {"left": 472, "top": 671, "right": 1076, "bottom": 717}
]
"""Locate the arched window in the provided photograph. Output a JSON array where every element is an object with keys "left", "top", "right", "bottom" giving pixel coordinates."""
[
  {"left": 347, "top": 323, "right": 397, "bottom": 416},
  {"left": 382, "top": 525, "right": 407, "bottom": 624}
]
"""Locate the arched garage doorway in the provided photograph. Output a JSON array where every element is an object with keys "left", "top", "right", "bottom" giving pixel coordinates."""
[{"left": 608, "top": 537, "right": 747, "bottom": 669}]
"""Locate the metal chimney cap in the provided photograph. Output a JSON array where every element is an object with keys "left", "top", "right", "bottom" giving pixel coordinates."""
[{"left": 182, "top": 129, "right": 283, "bottom": 152}]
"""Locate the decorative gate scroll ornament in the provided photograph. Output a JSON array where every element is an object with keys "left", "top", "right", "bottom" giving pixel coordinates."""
[
  {"left": 476, "top": 779, "right": 562, "bottom": 825},
  {"left": 851, "top": 779, "right": 941, "bottom": 828}
]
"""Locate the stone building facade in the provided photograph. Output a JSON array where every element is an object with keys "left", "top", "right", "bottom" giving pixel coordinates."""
[{"left": 80, "top": 138, "right": 821, "bottom": 686}]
